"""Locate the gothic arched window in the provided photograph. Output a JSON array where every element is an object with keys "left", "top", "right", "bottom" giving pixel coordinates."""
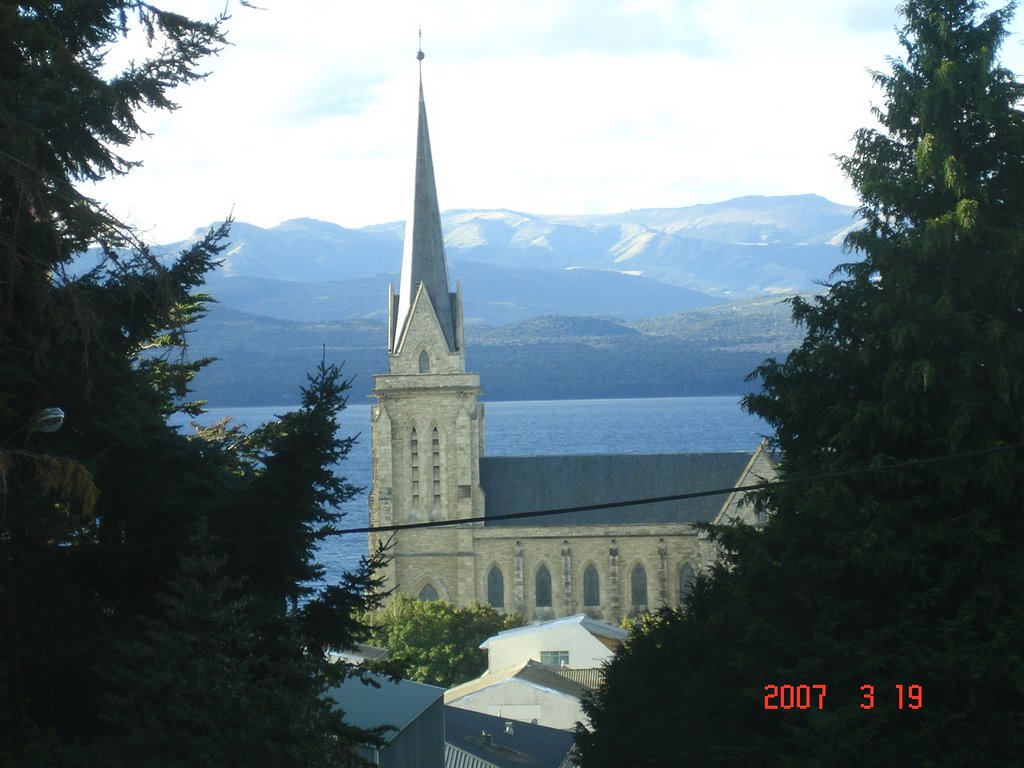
[
  {"left": 583, "top": 564, "right": 600, "bottom": 607},
  {"left": 418, "top": 349, "right": 430, "bottom": 373},
  {"left": 631, "top": 564, "right": 648, "bottom": 609},
  {"left": 487, "top": 566, "right": 504, "bottom": 608},
  {"left": 410, "top": 428, "right": 419, "bottom": 507},
  {"left": 418, "top": 583, "right": 439, "bottom": 602},
  {"left": 431, "top": 427, "right": 441, "bottom": 510},
  {"left": 535, "top": 565, "right": 552, "bottom": 608},
  {"left": 680, "top": 564, "right": 696, "bottom": 604}
]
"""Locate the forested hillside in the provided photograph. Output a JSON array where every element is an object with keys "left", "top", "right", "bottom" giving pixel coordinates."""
[{"left": 188, "top": 294, "right": 807, "bottom": 404}]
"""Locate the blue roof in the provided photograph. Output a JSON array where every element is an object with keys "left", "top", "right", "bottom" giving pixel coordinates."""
[
  {"left": 445, "top": 706, "right": 575, "bottom": 768},
  {"left": 480, "top": 452, "right": 752, "bottom": 526},
  {"left": 327, "top": 673, "right": 444, "bottom": 744}
]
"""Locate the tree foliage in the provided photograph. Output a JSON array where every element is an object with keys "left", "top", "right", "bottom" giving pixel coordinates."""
[
  {"left": 93, "top": 543, "right": 378, "bottom": 768},
  {"left": 365, "top": 595, "right": 521, "bottom": 688},
  {"left": 1, "top": 3, "right": 384, "bottom": 764},
  {"left": 577, "top": 2, "right": 1024, "bottom": 765}
]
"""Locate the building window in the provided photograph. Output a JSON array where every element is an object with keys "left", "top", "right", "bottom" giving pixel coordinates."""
[
  {"left": 631, "top": 564, "right": 648, "bottom": 609},
  {"left": 418, "top": 584, "right": 439, "bottom": 601},
  {"left": 680, "top": 564, "right": 696, "bottom": 604},
  {"left": 583, "top": 564, "right": 600, "bottom": 606},
  {"left": 535, "top": 565, "right": 552, "bottom": 608},
  {"left": 419, "top": 349, "right": 430, "bottom": 373},
  {"left": 410, "top": 428, "right": 419, "bottom": 507},
  {"left": 431, "top": 427, "right": 441, "bottom": 509},
  {"left": 540, "top": 650, "right": 570, "bottom": 667},
  {"left": 487, "top": 566, "right": 504, "bottom": 608}
]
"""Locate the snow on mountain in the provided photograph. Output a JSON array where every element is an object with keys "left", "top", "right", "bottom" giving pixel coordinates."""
[{"left": 175, "top": 194, "right": 858, "bottom": 323}]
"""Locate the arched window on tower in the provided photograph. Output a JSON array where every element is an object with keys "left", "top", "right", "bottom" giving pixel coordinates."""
[
  {"left": 680, "top": 564, "right": 696, "bottom": 605},
  {"left": 418, "top": 349, "right": 430, "bottom": 373},
  {"left": 487, "top": 566, "right": 504, "bottom": 608},
  {"left": 410, "top": 428, "right": 419, "bottom": 508},
  {"left": 631, "top": 564, "right": 648, "bottom": 610},
  {"left": 535, "top": 565, "right": 552, "bottom": 608},
  {"left": 583, "top": 564, "right": 600, "bottom": 607},
  {"left": 418, "top": 583, "right": 439, "bottom": 601},
  {"left": 431, "top": 427, "right": 441, "bottom": 511}
]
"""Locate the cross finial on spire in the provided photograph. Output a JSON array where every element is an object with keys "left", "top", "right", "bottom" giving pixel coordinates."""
[{"left": 417, "top": 27, "right": 424, "bottom": 62}]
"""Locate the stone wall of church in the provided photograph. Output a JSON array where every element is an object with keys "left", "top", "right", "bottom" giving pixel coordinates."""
[
  {"left": 378, "top": 444, "right": 775, "bottom": 618},
  {"left": 370, "top": 281, "right": 485, "bottom": 599},
  {"left": 715, "top": 445, "right": 774, "bottom": 527},
  {"left": 388, "top": 526, "right": 472, "bottom": 604},
  {"left": 372, "top": 390, "right": 484, "bottom": 524},
  {"left": 389, "top": 282, "right": 463, "bottom": 374},
  {"left": 462, "top": 524, "right": 720, "bottom": 624},
  {"left": 369, "top": 388, "right": 484, "bottom": 598}
]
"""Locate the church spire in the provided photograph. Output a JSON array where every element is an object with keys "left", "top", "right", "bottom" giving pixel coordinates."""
[{"left": 393, "top": 44, "right": 457, "bottom": 353}]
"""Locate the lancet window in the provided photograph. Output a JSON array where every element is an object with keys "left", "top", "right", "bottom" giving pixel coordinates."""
[
  {"left": 631, "top": 564, "right": 648, "bottom": 609},
  {"left": 487, "top": 566, "right": 504, "bottom": 608},
  {"left": 583, "top": 564, "right": 600, "bottom": 607},
  {"left": 535, "top": 565, "right": 552, "bottom": 608},
  {"left": 680, "top": 564, "right": 696, "bottom": 604},
  {"left": 410, "top": 428, "right": 419, "bottom": 507},
  {"left": 431, "top": 427, "right": 441, "bottom": 510},
  {"left": 418, "top": 583, "right": 439, "bottom": 601}
]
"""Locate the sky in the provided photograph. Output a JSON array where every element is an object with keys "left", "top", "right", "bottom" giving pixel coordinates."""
[{"left": 87, "top": 0, "right": 1024, "bottom": 244}]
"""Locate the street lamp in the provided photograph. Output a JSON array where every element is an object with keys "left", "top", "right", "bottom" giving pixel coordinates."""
[
  {"left": 1, "top": 407, "right": 65, "bottom": 446},
  {"left": 1, "top": 407, "right": 65, "bottom": 754},
  {"left": 27, "top": 407, "right": 64, "bottom": 435}
]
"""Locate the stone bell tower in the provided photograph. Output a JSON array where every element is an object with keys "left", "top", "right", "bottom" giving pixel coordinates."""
[{"left": 368, "top": 48, "right": 485, "bottom": 606}]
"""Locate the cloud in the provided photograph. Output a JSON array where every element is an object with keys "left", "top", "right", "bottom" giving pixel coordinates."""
[
  {"left": 287, "top": 79, "right": 386, "bottom": 121},
  {"left": 509, "top": 0, "right": 718, "bottom": 58},
  {"left": 842, "top": 0, "right": 904, "bottom": 34},
  {"left": 80, "top": 0, "right": 1024, "bottom": 244}
]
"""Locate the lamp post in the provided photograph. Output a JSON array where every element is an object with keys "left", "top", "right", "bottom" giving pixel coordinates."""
[
  {"left": 27, "top": 407, "right": 65, "bottom": 436},
  {"left": 1, "top": 407, "right": 64, "bottom": 754}
]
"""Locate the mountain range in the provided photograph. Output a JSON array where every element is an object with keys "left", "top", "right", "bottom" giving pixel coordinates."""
[{"left": 173, "top": 195, "right": 857, "bottom": 405}]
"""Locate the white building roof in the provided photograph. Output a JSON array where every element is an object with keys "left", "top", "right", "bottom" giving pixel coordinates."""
[{"left": 479, "top": 614, "right": 627, "bottom": 649}]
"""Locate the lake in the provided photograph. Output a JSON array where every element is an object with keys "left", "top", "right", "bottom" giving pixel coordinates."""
[{"left": 181, "top": 396, "right": 769, "bottom": 585}]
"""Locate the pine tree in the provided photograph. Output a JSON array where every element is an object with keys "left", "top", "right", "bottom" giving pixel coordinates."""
[
  {"left": 1, "top": 3, "right": 387, "bottom": 761},
  {"left": 1, "top": 3, "right": 231, "bottom": 755},
  {"left": 578, "top": 2, "right": 1024, "bottom": 765},
  {"left": 228, "top": 360, "right": 364, "bottom": 618},
  {"left": 94, "top": 543, "right": 378, "bottom": 768}
]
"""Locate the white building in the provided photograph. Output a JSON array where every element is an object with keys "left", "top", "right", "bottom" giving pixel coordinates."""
[
  {"left": 443, "top": 614, "right": 626, "bottom": 732},
  {"left": 445, "top": 660, "right": 591, "bottom": 731},
  {"left": 480, "top": 614, "right": 626, "bottom": 672}
]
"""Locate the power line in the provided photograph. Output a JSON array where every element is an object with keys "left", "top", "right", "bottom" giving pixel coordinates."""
[
  {"left": 321, "top": 440, "right": 1024, "bottom": 536},
  {"left": 48, "top": 440, "right": 1023, "bottom": 550}
]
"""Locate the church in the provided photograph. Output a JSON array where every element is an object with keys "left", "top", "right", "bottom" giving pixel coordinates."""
[{"left": 368, "top": 54, "right": 775, "bottom": 624}]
